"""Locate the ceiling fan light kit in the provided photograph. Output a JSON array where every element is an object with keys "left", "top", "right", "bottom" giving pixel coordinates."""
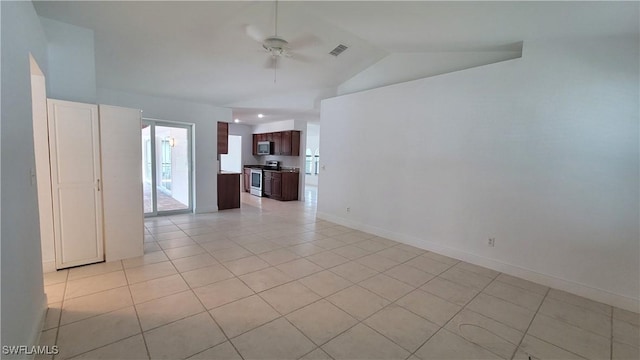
[{"left": 262, "top": 37, "right": 290, "bottom": 57}]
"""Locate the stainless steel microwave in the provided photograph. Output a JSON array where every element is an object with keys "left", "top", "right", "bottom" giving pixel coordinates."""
[{"left": 257, "top": 141, "right": 271, "bottom": 155}]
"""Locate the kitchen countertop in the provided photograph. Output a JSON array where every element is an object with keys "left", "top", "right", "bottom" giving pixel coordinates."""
[
  {"left": 218, "top": 171, "right": 241, "bottom": 175},
  {"left": 244, "top": 165, "right": 299, "bottom": 173},
  {"left": 264, "top": 169, "right": 299, "bottom": 173}
]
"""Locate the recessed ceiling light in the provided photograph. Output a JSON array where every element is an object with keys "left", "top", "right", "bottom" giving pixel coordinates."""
[
  {"left": 234, "top": 118, "right": 240, "bottom": 123},
  {"left": 258, "top": 114, "right": 264, "bottom": 118}
]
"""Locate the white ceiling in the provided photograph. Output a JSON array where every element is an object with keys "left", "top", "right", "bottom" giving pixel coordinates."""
[{"left": 33, "top": 1, "right": 638, "bottom": 124}]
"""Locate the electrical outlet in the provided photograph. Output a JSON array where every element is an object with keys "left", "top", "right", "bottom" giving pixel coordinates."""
[
  {"left": 346, "top": 207, "right": 351, "bottom": 213},
  {"left": 488, "top": 238, "right": 495, "bottom": 247}
]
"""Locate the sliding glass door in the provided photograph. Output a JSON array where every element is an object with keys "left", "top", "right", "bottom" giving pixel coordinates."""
[{"left": 142, "top": 120, "right": 192, "bottom": 216}]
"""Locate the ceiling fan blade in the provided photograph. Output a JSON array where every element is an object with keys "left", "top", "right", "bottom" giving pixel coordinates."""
[
  {"left": 263, "top": 56, "right": 277, "bottom": 69},
  {"left": 287, "top": 52, "right": 314, "bottom": 63},
  {"left": 287, "top": 34, "right": 321, "bottom": 49},
  {"left": 245, "top": 24, "right": 266, "bottom": 43}
]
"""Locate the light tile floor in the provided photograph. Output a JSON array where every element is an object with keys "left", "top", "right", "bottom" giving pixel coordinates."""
[
  {"left": 41, "top": 192, "right": 639, "bottom": 360},
  {"left": 143, "top": 182, "right": 189, "bottom": 213}
]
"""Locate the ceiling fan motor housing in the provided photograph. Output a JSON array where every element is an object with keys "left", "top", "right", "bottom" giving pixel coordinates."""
[{"left": 263, "top": 36, "right": 289, "bottom": 56}]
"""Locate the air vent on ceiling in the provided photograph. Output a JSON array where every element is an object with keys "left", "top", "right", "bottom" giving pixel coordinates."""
[{"left": 329, "top": 44, "right": 348, "bottom": 56}]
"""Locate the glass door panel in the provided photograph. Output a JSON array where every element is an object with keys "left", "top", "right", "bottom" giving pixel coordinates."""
[
  {"left": 155, "top": 125, "right": 189, "bottom": 212},
  {"left": 142, "top": 121, "right": 192, "bottom": 216},
  {"left": 142, "top": 123, "right": 154, "bottom": 215}
]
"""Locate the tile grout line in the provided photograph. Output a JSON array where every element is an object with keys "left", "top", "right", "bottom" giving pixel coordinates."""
[
  {"left": 171, "top": 252, "right": 249, "bottom": 360},
  {"left": 121, "top": 260, "right": 152, "bottom": 360},
  {"left": 56, "top": 263, "right": 152, "bottom": 360},
  {"left": 531, "top": 296, "right": 615, "bottom": 340},
  {"left": 508, "top": 286, "right": 551, "bottom": 360},
  {"left": 610, "top": 309, "right": 613, "bottom": 360},
  {"left": 405, "top": 270, "right": 502, "bottom": 360},
  {"left": 164, "top": 225, "right": 395, "bottom": 358},
  {"left": 49, "top": 269, "right": 69, "bottom": 360},
  {"left": 309, "top": 254, "right": 461, "bottom": 357},
  {"left": 279, "top": 238, "right": 457, "bottom": 357}
]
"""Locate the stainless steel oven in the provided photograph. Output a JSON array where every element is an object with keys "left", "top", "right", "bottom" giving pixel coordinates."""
[{"left": 250, "top": 169, "right": 263, "bottom": 196}]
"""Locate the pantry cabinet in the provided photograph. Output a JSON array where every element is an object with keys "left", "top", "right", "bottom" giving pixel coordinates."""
[{"left": 44, "top": 100, "right": 143, "bottom": 269}]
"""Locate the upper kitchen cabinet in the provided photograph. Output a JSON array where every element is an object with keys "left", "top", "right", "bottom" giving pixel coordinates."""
[
  {"left": 217, "top": 121, "right": 228, "bottom": 155},
  {"left": 252, "top": 130, "right": 301, "bottom": 156},
  {"left": 281, "top": 130, "right": 300, "bottom": 156},
  {"left": 272, "top": 131, "right": 282, "bottom": 155}
]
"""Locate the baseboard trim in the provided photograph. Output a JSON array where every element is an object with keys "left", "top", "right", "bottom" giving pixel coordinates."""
[
  {"left": 42, "top": 260, "right": 56, "bottom": 273},
  {"left": 194, "top": 206, "right": 218, "bottom": 214},
  {"left": 317, "top": 211, "right": 640, "bottom": 312}
]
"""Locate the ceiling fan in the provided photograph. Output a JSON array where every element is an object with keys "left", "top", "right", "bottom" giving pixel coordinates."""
[{"left": 245, "top": 0, "right": 318, "bottom": 82}]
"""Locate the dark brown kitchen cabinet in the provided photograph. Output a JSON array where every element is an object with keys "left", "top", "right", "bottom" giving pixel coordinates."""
[
  {"left": 280, "top": 131, "right": 291, "bottom": 155},
  {"left": 252, "top": 134, "right": 258, "bottom": 156},
  {"left": 280, "top": 130, "right": 300, "bottom": 156},
  {"left": 271, "top": 172, "right": 282, "bottom": 198},
  {"left": 217, "top": 173, "right": 240, "bottom": 210},
  {"left": 252, "top": 133, "right": 268, "bottom": 156},
  {"left": 251, "top": 130, "right": 301, "bottom": 156},
  {"left": 217, "top": 122, "right": 228, "bottom": 155},
  {"left": 272, "top": 132, "right": 282, "bottom": 155},
  {"left": 263, "top": 170, "right": 298, "bottom": 201},
  {"left": 264, "top": 171, "right": 273, "bottom": 196},
  {"left": 290, "top": 131, "right": 300, "bottom": 156},
  {"left": 243, "top": 168, "right": 251, "bottom": 192}
]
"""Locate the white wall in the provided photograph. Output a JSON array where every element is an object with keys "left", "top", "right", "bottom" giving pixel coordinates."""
[
  {"left": 39, "top": 17, "right": 96, "bottom": 104},
  {"left": 338, "top": 49, "right": 522, "bottom": 96},
  {"left": 97, "top": 88, "right": 232, "bottom": 213},
  {"left": 31, "top": 57, "right": 56, "bottom": 273},
  {"left": 1, "top": 0, "right": 49, "bottom": 354},
  {"left": 319, "top": 37, "right": 639, "bottom": 311}
]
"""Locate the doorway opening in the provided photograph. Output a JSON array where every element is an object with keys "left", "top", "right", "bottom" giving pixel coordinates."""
[
  {"left": 142, "top": 120, "right": 193, "bottom": 216},
  {"left": 220, "top": 135, "right": 242, "bottom": 173},
  {"left": 305, "top": 123, "right": 320, "bottom": 204}
]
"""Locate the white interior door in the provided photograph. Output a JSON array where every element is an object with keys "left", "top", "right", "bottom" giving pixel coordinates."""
[
  {"left": 99, "top": 105, "right": 144, "bottom": 261},
  {"left": 48, "top": 99, "right": 104, "bottom": 269}
]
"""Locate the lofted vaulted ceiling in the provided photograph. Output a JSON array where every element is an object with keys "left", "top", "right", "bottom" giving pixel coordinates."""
[{"left": 33, "top": 1, "right": 638, "bottom": 124}]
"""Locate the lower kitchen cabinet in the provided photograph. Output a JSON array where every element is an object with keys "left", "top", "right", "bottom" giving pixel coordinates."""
[
  {"left": 264, "top": 171, "right": 299, "bottom": 201},
  {"left": 264, "top": 172, "right": 272, "bottom": 197},
  {"left": 218, "top": 173, "right": 240, "bottom": 210},
  {"left": 272, "top": 172, "right": 282, "bottom": 198}
]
